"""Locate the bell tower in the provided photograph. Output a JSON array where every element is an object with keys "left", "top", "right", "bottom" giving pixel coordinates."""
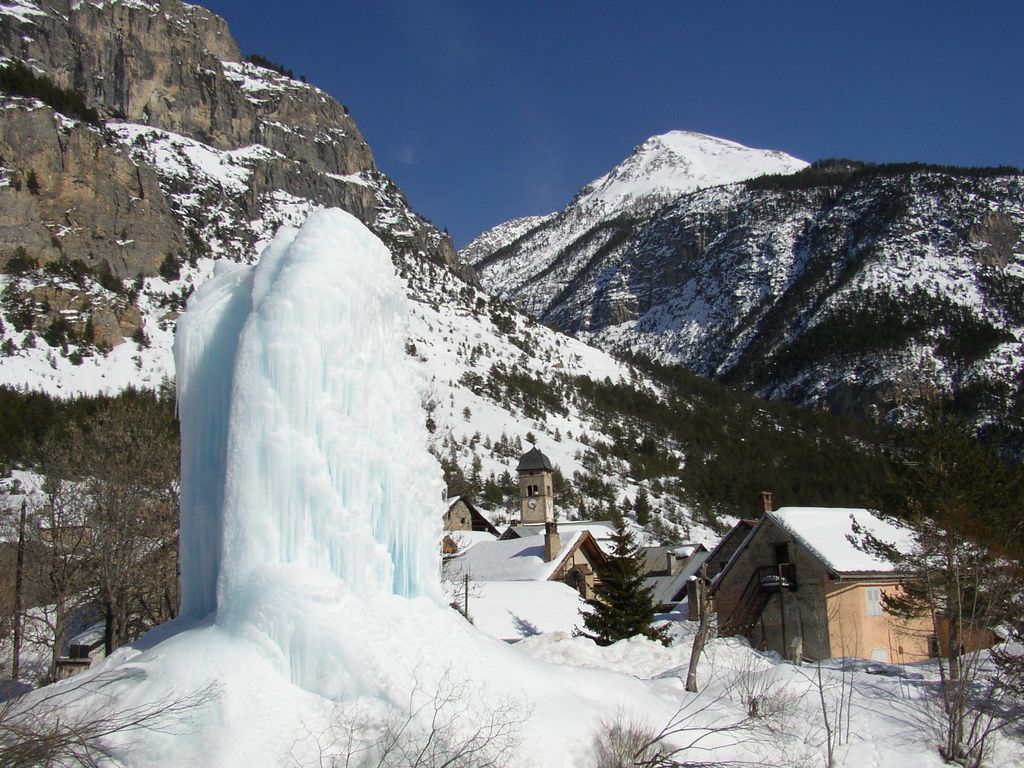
[{"left": 517, "top": 446, "right": 554, "bottom": 525}]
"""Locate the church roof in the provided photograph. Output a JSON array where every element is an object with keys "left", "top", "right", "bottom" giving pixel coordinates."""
[{"left": 516, "top": 446, "right": 554, "bottom": 472}]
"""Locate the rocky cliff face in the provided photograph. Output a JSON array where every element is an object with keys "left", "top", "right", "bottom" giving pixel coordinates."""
[
  {"left": 0, "top": 0, "right": 467, "bottom": 364},
  {"left": 467, "top": 153, "right": 1024, "bottom": 450}
]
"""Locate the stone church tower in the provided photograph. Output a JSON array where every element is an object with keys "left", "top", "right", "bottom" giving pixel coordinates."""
[{"left": 517, "top": 446, "right": 554, "bottom": 524}]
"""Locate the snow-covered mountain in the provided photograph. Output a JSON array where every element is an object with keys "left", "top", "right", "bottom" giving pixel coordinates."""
[
  {"left": 0, "top": 0, "right": 727, "bottom": 538},
  {"left": 0, "top": 2, "right": 910, "bottom": 535},
  {"left": 466, "top": 141, "right": 1024, "bottom": 450},
  {"left": 571, "top": 131, "right": 808, "bottom": 212},
  {"left": 463, "top": 131, "right": 807, "bottom": 320}
]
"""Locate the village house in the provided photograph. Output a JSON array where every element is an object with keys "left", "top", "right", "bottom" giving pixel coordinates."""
[
  {"left": 642, "top": 543, "right": 709, "bottom": 612},
  {"left": 711, "top": 496, "right": 935, "bottom": 663},
  {"left": 445, "top": 446, "right": 606, "bottom": 599},
  {"left": 441, "top": 496, "right": 499, "bottom": 555}
]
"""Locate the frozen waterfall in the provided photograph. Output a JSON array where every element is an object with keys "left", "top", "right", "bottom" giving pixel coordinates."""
[
  {"left": 174, "top": 208, "right": 444, "bottom": 623},
  {"left": 27, "top": 208, "right": 674, "bottom": 768}
]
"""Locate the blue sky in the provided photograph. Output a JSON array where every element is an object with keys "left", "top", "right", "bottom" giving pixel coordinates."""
[{"left": 201, "top": 1, "right": 1023, "bottom": 246}]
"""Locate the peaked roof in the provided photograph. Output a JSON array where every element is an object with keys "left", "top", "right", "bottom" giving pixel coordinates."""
[
  {"left": 645, "top": 549, "right": 709, "bottom": 607},
  {"left": 445, "top": 496, "right": 501, "bottom": 536},
  {"left": 516, "top": 446, "right": 554, "bottom": 472},
  {"left": 767, "top": 507, "right": 914, "bottom": 574},
  {"left": 452, "top": 531, "right": 586, "bottom": 581}
]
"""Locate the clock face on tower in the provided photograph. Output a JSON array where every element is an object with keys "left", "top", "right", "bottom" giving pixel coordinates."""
[{"left": 528, "top": 498, "right": 537, "bottom": 509}]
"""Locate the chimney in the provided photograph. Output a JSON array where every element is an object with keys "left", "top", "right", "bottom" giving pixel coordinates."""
[
  {"left": 666, "top": 550, "right": 678, "bottom": 576},
  {"left": 758, "top": 491, "right": 773, "bottom": 515},
  {"left": 544, "top": 521, "right": 561, "bottom": 562}
]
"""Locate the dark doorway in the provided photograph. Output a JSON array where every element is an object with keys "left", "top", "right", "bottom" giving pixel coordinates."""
[{"left": 773, "top": 542, "right": 790, "bottom": 564}]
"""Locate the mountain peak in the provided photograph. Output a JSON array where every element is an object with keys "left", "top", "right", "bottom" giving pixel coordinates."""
[{"left": 575, "top": 130, "right": 807, "bottom": 211}]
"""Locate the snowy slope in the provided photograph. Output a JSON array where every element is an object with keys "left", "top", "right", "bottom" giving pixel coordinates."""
[{"left": 460, "top": 212, "right": 555, "bottom": 267}]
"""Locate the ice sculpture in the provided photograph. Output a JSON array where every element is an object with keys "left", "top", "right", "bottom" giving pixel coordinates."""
[{"left": 174, "top": 209, "right": 443, "bottom": 624}]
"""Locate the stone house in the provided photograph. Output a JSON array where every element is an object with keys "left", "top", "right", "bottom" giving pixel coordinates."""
[
  {"left": 642, "top": 544, "right": 709, "bottom": 612},
  {"left": 443, "top": 496, "right": 500, "bottom": 536},
  {"left": 712, "top": 503, "right": 934, "bottom": 663},
  {"left": 441, "top": 496, "right": 499, "bottom": 556}
]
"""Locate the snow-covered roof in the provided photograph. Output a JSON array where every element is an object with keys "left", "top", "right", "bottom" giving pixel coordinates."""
[
  {"left": 451, "top": 531, "right": 584, "bottom": 581},
  {"left": 644, "top": 543, "right": 703, "bottom": 574},
  {"left": 467, "top": 581, "right": 586, "bottom": 642},
  {"left": 68, "top": 621, "right": 105, "bottom": 649},
  {"left": 511, "top": 521, "right": 614, "bottom": 538},
  {"left": 508, "top": 521, "right": 617, "bottom": 553},
  {"left": 442, "top": 529, "right": 497, "bottom": 552},
  {"left": 768, "top": 507, "right": 914, "bottom": 574}
]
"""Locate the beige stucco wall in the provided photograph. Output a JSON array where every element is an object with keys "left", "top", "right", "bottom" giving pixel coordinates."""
[
  {"left": 824, "top": 582, "right": 932, "bottom": 663},
  {"left": 552, "top": 541, "right": 600, "bottom": 598}
]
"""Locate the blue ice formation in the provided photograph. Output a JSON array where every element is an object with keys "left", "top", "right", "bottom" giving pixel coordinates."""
[{"left": 174, "top": 209, "right": 443, "bottom": 622}]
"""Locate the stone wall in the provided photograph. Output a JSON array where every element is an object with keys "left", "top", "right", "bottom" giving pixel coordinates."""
[
  {"left": 443, "top": 499, "right": 473, "bottom": 532},
  {"left": 715, "top": 518, "right": 836, "bottom": 661}
]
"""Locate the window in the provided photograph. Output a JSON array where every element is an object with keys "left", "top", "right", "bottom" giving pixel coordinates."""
[
  {"left": 527, "top": 484, "right": 540, "bottom": 497},
  {"left": 773, "top": 543, "right": 790, "bottom": 564},
  {"left": 866, "top": 587, "right": 883, "bottom": 617}
]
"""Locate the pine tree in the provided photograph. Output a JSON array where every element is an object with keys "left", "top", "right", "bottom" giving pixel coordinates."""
[
  {"left": 579, "top": 512, "right": 668, "bottom": 646},
  {"left": 634, "top": 486, "right": 652, "bottom": 526}
]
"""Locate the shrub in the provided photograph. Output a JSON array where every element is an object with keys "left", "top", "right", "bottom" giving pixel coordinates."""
[
  {"left": 159, "top": 252, "right": 181, "bottom": 281},
  {"left": 244, "top": 53, "right": 294, "bottom": 79},
  {"left": 4, "top": 247, "right": 37, "bottom": 274}
]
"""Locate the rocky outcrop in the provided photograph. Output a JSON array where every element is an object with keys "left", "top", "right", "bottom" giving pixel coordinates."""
[
  {"left": 0, "top": 0, "right": 472, "bottom": 359},
  {"left": 969, "top": 210, "right": 1020, "bottom": 267},
  {"left": 0, "top": 102, "right": 186, "bottom": 278}
]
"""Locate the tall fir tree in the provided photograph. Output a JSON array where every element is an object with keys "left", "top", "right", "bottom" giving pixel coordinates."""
[
  {"left": 579, "top": 512, "right": 668, "bottom": 646},
  {"left": 634, "top": 486, "right": 652, "bottom": 526}
]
